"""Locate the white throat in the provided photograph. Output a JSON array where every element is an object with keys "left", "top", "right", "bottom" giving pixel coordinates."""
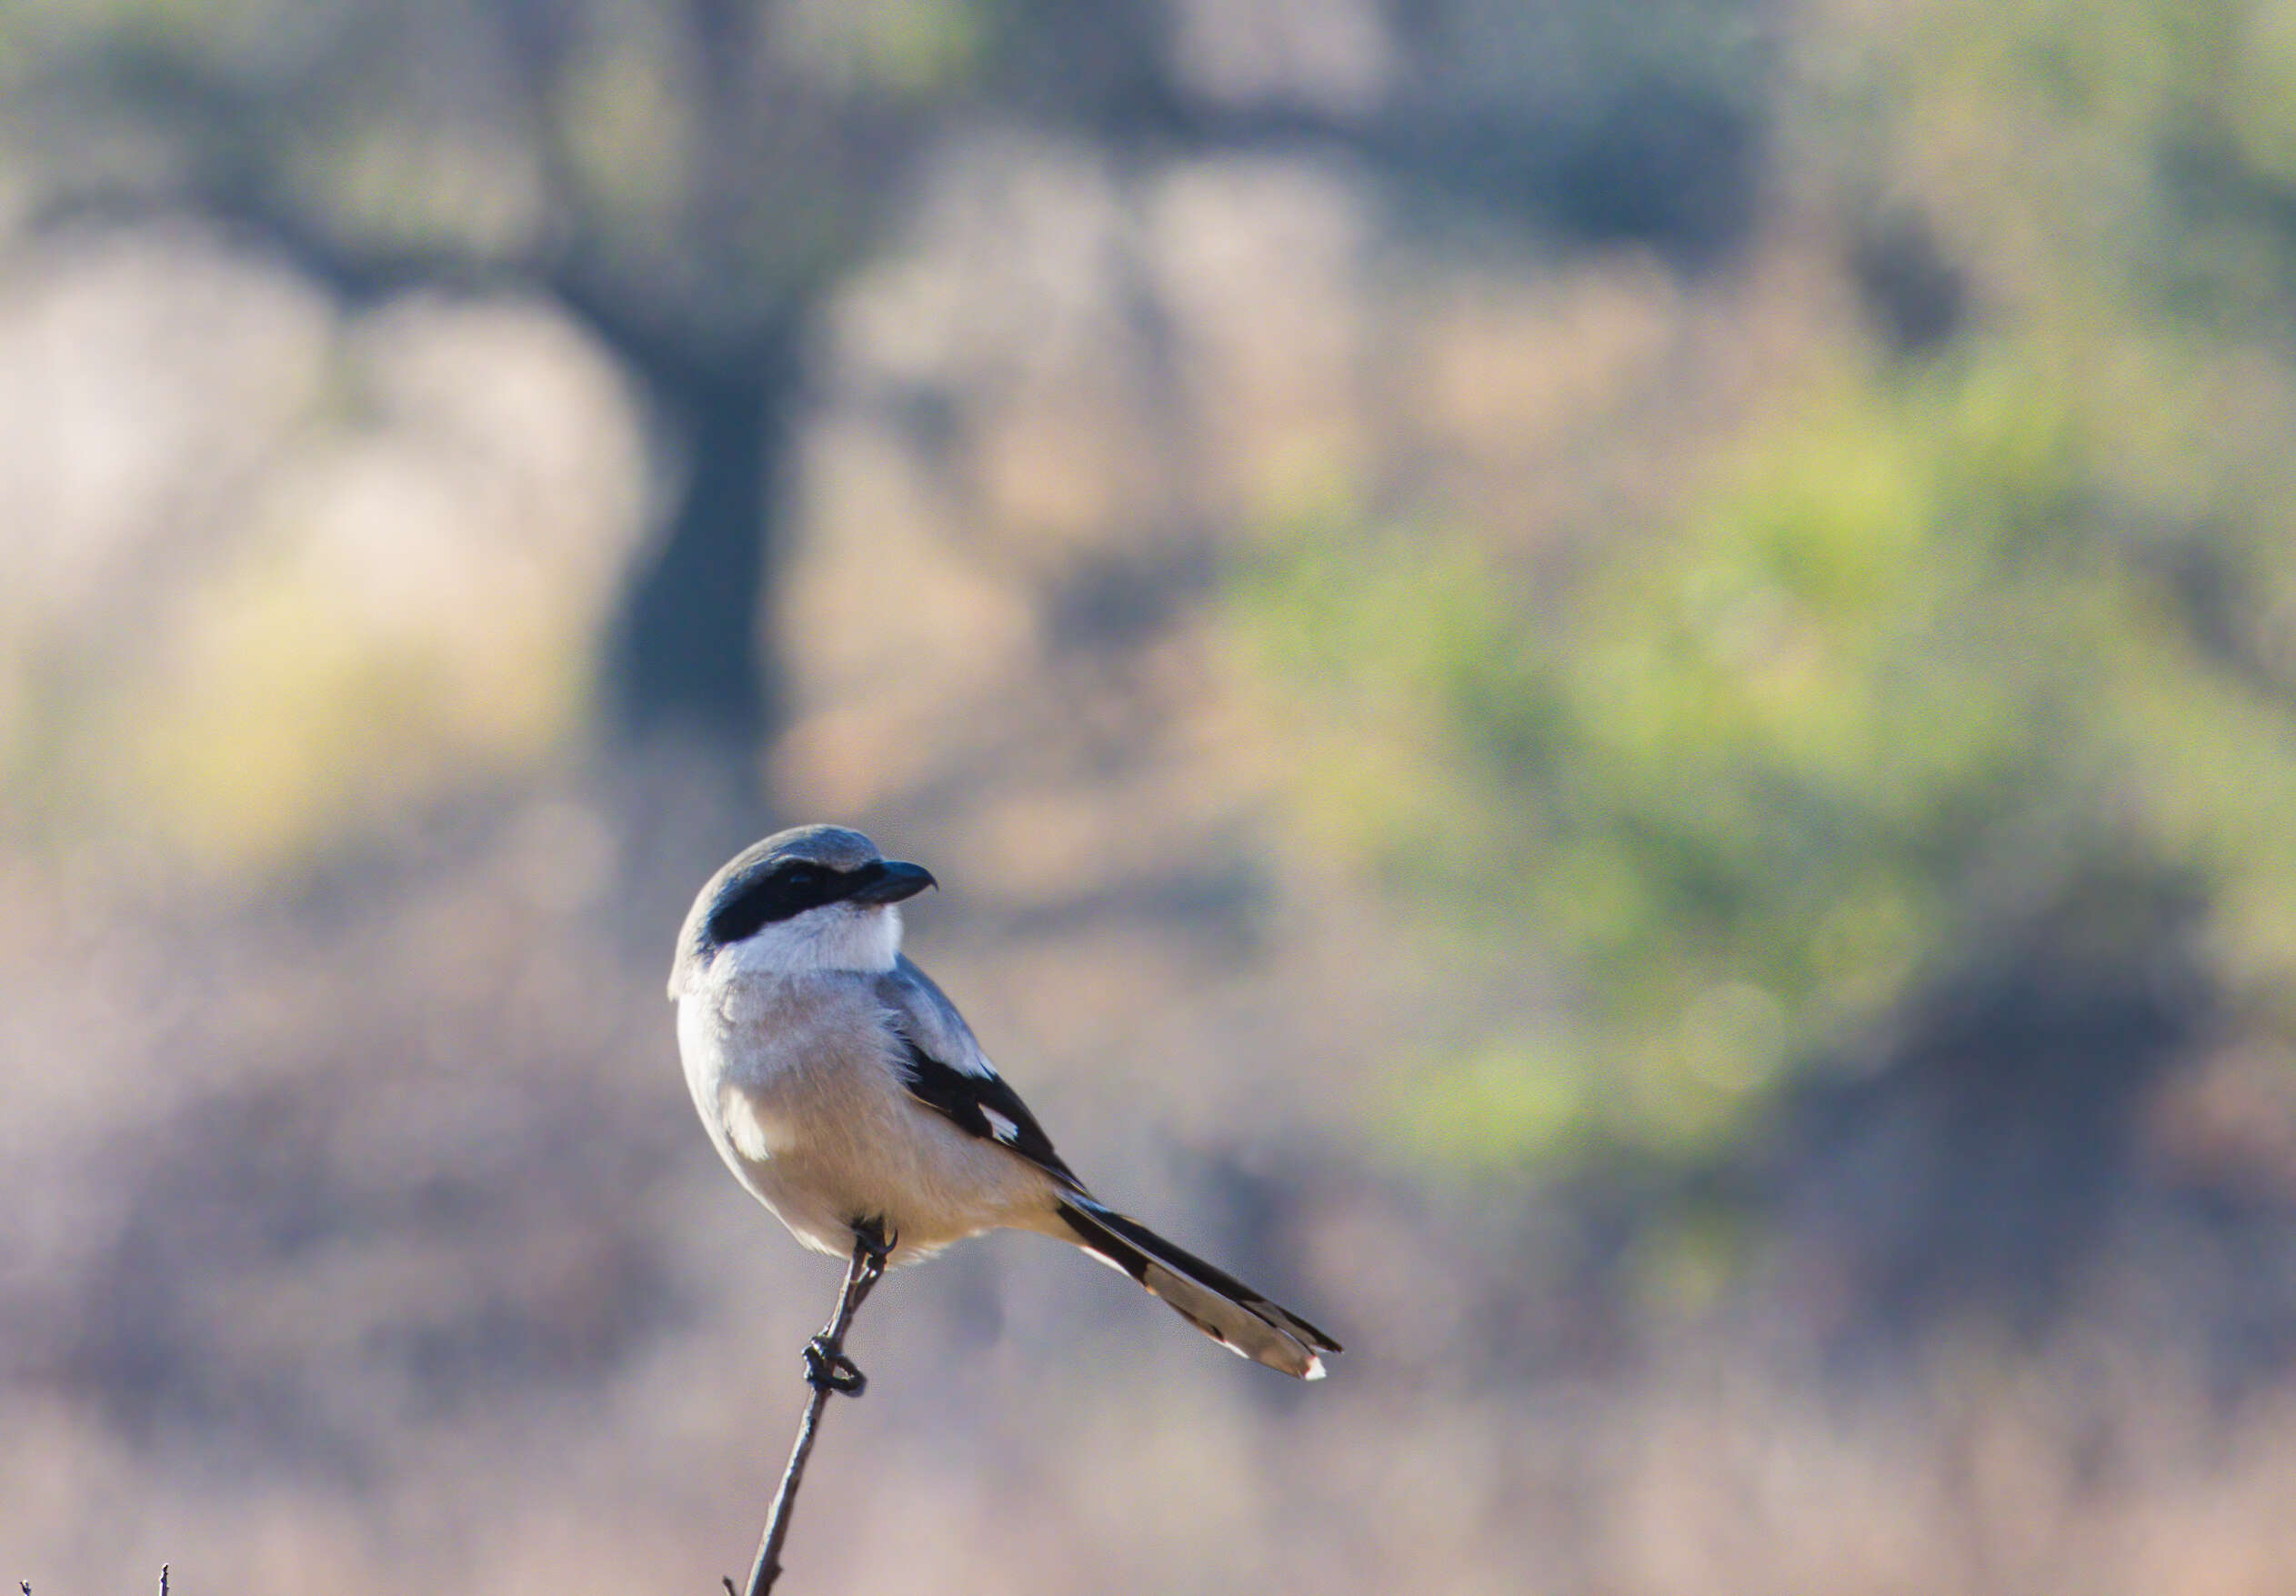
[{"left": 717, "top": 903, "right": 905, "bottom": 981}]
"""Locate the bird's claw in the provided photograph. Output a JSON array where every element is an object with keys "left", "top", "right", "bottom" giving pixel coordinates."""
[{"left": 804, "top": 1336, "right": 867, "bottom": 1396}]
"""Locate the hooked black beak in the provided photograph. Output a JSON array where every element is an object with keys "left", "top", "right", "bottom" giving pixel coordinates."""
[{"left": 846, "top": 858, "right": 937, "bottom": 905}]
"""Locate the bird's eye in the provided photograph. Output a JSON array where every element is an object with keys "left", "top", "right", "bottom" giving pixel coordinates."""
[{"left": 782, "top": 865, "right": 819, "bottom": 889}]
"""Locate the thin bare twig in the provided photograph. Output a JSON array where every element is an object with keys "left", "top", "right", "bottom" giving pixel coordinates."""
[{"left": 730, "top": 1227, "right": 889, "bottom": 1596}]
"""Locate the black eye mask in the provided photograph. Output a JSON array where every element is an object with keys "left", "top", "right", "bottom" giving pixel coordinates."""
[
  {"left": 704, "top": 858, "right": 929, "bottom": 946},
  {"left": 706, "top": 861, "right": 860, "bottom": 945}
]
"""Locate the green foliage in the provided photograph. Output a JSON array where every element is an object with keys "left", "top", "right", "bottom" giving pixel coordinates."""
[
  {"left": 1229, "top": 0, "right": 2296, "bottom": 1172},
  {"left": 1241, "top": 355, "right": 2296, "bottom": 1170},
  {"left": 781, "top": 0, "right": 991, "bottom": 97},
  {"left": 0, "top": 0, "right": 1014, "bottom": 328}
]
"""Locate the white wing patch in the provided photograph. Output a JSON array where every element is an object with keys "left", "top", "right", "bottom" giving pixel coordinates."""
[{"left": 980, "top": 1106, "right": 1020, "bottom": 1143}]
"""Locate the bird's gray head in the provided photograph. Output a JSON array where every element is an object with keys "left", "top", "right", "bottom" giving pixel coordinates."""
[{"left": 669, "top": 824, "right": 937, "bottom": 996}]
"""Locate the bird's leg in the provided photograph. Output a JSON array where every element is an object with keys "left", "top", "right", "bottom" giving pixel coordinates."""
[
  {"left": 803, "top": 1218, "right": 891, "bottom": 1398},
  {"left": 740, "top": 1220, "right": 897, "bottom": 1596}
]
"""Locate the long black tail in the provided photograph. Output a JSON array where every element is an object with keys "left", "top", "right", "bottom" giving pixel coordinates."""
[{"left": 1056, "top": 1196, "right": 1340, "bottom": 1380}]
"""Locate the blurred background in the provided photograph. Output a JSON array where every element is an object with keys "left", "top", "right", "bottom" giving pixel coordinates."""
[{"left": 8, "top": 1, "right": 2296, "bottom": 1591}]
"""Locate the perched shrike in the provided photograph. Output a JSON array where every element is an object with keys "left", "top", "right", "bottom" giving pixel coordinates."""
[{"left": 670, "top": 823, "right": 1339, "bottom": 1380}]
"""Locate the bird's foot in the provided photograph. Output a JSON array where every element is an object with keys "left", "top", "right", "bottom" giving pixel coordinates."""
[
  {"left": 803, "top": 1336, "right": 867, "bottom": 1397},
  {"left": 853, "top": 1216, "right": 894, "bottom": 1269}
]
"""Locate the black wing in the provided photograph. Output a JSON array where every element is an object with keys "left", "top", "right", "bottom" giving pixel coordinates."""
[{"left": 894, "top": 1034, "right": 1085, "bottom": 1192}]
